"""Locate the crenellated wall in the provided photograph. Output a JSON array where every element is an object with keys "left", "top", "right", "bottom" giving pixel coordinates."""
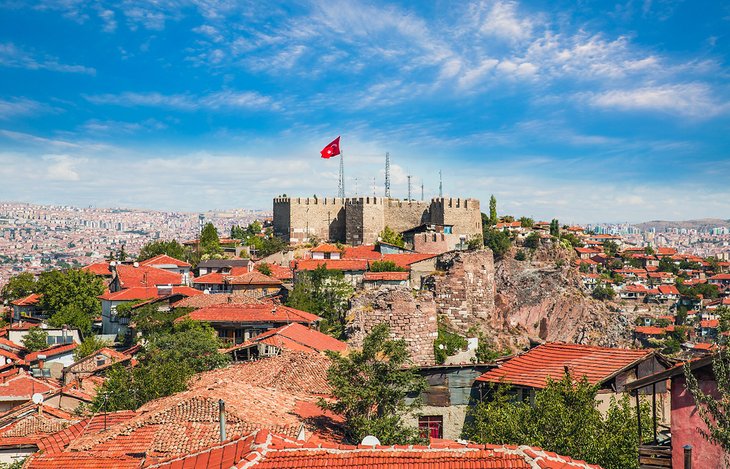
[{"left": 273, "top": 196, "right": 482, "bottom": 245}]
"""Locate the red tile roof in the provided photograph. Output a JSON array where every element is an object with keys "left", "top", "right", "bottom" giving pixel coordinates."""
[
  {"left": 342, "top": 244, "right": 382, "bottom": 260},
  {"left": 99, "top": 286, "right": 202, "bottom": 301},
  {"left": 25, "top": 343, "right": 78, "bottom": 362},
  {"left": 363, "top": 271, "right": 410, "bottom": 281},
  {"left": 0, "top": 369, "right": 60, "bottom": 399},
  {"left": 28, "top": 353, "right": 338, "bottom": 467},
  {"left": 230, "top": 323, "right": 347, "bottom": 354},
  {"left": 476, "top": 343, "right": 652, "bottom": 389},
  {"left": 193, "top": 271, "right": 282, "bottom": 286},
  {"left": 139, "top": 254, "right": 191, "bottom": 268},
  {"left": 310, "top": 244, "right": 343, "bottom": 253},
  {"left": 11, "top": 293, "right": 41, "bottom": 307},
  {"left": 180, "top": 302, "right": 320, "bottom": 325},
  {"left": 171, "top": 293, "right": 266, "bottom": 309},
  {"left": 0, "top": 402, "right": 77, "bottom": 448},
  {"left": 294, "top": 259, "right": 369, "bottom": 272},
  {"left": 81, "top": 262, "right": 112, "bottom": 276},
  {"left": 658, "top": 285, "right": 680, "bottom": 295},
  {"left": 656, "top": 247, "right": 678, "bottom": 256},
  {"left": 146, "top": 429, "right": 602, "bottom": 469},
  {"left": 114, "top": 264, "right": 183, "bottom": 288},
  {"left": 35, "top": 411, "right": 137, "bottom": 455},
  {"left": 257, "top": 263, "right": 293, "bottom": 281},
  {"left": 381, "top": 253, "right": 438, "bottom": 269},
  {"left": 700, "top": 320, "right": 719, "bottom": 328},
  {"left": 634, "top": 326, "right": 666, "bottom": 336},
  {"left": 710, "top": 274, "right": 730, "bottom": 281}
]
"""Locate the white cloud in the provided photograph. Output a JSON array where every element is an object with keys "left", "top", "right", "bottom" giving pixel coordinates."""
[
  {"left": 479, "top": 1, "right": 534, "bottom": 43},
  {"left": 85, "top": 90, "right": 277, "bottom": 111},
  {"left": 0, "top": 42, "right": 95, "bottom": 75},
  {"left": 583, "top": 83, "right": 728, "bottom": 118},
  {"left": 97, "top": 8, "right": 117, "bottom": 33},
  {"left": 0, "top": 98, "right": 49, "bottom": 119},
  {"left": 43, "top": 155, "right": 82, "bottom": 181}
]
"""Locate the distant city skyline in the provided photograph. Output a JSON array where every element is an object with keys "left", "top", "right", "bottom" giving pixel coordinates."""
[{"left": 1, "top": 1, "right": 729, "bottom": 223}]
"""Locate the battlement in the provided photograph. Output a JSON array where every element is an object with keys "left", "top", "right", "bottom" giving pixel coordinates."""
[
  {"left": 274, "top": 197, "right": 344, "bottom": 206},
  {"left": 386, "top": 199, "right": 430, "bottom": 209},
  {"left": 345, "top": 197, "right": 384, "bottom": 205},
  {"left": 430, "top": 197, "right": 480, "bottom": 209}
]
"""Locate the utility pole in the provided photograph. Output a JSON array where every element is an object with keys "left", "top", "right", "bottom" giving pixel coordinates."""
[
  {"left": 384, "top": 152, "right": 391, "bottom": 198},
  {"left": 407, "top": 175, "right": 412, "bottom": 201}
]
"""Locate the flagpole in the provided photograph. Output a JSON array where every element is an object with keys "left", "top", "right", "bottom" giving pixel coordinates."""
[{"left": 338, "top": 151, "right": 345, "bottom": 199}]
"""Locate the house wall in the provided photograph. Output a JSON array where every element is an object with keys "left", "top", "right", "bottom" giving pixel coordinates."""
[
  {"left": 0, "top": 448, "right": 36, "bottom": 464},
  {"left": 671, "top": 374, "right": 725, "bottom": 468},
  {"left": 402, "top": 404, "right": 469, "bottom": 441},
  {"left": 8, "top": 329, "right": 81, "bottom": 346}
]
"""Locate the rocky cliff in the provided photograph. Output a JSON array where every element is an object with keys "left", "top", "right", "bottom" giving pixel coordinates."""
[{"left": 345, "top": 242, "right": 636, "bottom": 362}]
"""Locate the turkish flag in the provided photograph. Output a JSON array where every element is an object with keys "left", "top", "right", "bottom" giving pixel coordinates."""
[{"left": 320, "top": 136, "right": 341, "bottom": 158}]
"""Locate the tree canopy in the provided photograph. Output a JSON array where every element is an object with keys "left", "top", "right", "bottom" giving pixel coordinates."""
[
  {"left": 488, "top": 195, "right": 498, "bottom": 226},
  {"left": 74, "top": 335, "right": 112, "bottom": 361},
  {"left": 136, "top": 239, "right": 191, "bottom": 263},
  {"left": 22, "top": 327, "right": 48, "bottom": 351},
  {"left": 319, "top": 323, "right": 426, "bottom": 445},
  {"left": 369, "top": 260, "right": 406, "bottom": 272},
  {"left": 0, "top": 272, "right": 36, "bottom": 302},
  {"left": 483, "top": 228, "right": 511, "bottom": 259},
  {"left": 378, "top": 226, "right": 404, "bottom": 248},
  {"left": 464, "top": 374, "right": 650, "bottom": 469},
  {"left": 200, "top": 222, "right": 223, "bottom": 257},
  {"left": 36, "top": 269, "right": 105, "bottom": 335},
  {"left": 287, "top": 265, "right": 353, "bottom": 339},
  {"left": 93, "top": 321, "right": 229, "bottom": 411}
]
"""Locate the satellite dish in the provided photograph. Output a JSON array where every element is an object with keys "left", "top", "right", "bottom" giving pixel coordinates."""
[
  {"left": 361, "top": 435, "right": 380, "bottom": 446},
  {"left": 32, "top": 393, "right": 44, "bottom": 405}
]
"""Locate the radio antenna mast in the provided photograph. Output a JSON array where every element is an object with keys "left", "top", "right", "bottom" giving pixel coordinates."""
[{"left": 384, "top": 152, "right": 391, "bottom": 198}]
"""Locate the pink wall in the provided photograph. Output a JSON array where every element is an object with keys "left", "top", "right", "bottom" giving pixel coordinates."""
[{"left": 671, "top": 375, "right": 726, "bottom": 468}]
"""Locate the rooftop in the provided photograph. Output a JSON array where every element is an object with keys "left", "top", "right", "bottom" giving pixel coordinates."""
[
  {"left": 476, "top": 343, "right": 652, "bottom": 389},
  {"left": 180, "top": 303, "right": 320, "bottom": 325}
]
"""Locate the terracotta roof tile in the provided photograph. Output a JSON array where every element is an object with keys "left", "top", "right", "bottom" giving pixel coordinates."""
[
  {"left": 11, "top": 293, "right": 41, "bottom": 307},
  {"left": 171, "top": 293, "right": 266, "bottom": 309},
  {"left": 363, "top": 271, "right": 410, "bottom": 281},
  {"left": 294, "top": 259, "right": 368, "bottom": 272},
  {"left": 25, "top": 343, "right": 78, "bottom": 362},
  {"left": 476, "top": 343, "right": 652, "bottom": 389},
  {"left": 228, "top": 323, "right": 347, "bottom": 354},
  {"left": 115, "top": 264, "right": 183, "bottom": 288},
  {"left": 310, "top": 244, "right": 343, "bottom": 253},
  {"left": 180, "top": 303, "right": 320, "bottom": 325},
  {"left": 139, "top": 254, "right": 191, "bottom": 268},
  {"left": 81, "top": 262, "right": 112, "bottom": 276}
]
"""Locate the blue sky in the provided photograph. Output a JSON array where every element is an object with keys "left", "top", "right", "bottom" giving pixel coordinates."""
[{"left": 1, "top": 0, "right": 729, "bottom": 223}]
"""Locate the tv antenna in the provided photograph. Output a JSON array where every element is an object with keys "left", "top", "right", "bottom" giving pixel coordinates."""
[{"left": 384, "top": 152, "right": 391, "bottom": 198}]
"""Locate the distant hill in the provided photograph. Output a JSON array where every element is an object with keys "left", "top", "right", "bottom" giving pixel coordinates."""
[{"left": 634, "top": 218, "right": 730, "bottom": 231}]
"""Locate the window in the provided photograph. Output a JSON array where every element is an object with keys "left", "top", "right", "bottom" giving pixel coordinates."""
[{"left": 418, "top": 415, "right": 443, "bottom": 440}]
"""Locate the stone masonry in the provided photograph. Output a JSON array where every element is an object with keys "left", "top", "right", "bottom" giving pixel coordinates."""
[
  {"left": 273, "top": 196, "right": 481, "bottom": 246},
  {"left": 347, "top": 286, "right": 438, "bottom": 365},
  {"left": 428, "top": 250, "right": 496, "bottom": 334}
]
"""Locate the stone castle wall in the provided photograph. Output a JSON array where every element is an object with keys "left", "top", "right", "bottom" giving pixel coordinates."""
[
  {"left": 274, "top": 196, "right": 482, "bottom": 245},
  {"left": 347, "top": 286, "right": 438, "bottom": 365},
  {"left": 273, "top": 197, "right": 345, "bottom": 244}
]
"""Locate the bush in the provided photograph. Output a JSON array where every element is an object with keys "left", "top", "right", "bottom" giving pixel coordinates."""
[
  {"left": 434, "top": 325, "right": 468, "bottom": 364},
  {"left": 370, "top": 260, "right": 406, "bottom": 272},
  {"left": 592, "top": 283, "right": 616, "bottom": 300},
  {"left": 515, "top": 250, "right": 527, "bottom": 261},
  {"left": 523, "top": 232, "right": 541, "bottom": 250},
  {"left": 483, "top": 228, "right": 511, "bottom": 259}
]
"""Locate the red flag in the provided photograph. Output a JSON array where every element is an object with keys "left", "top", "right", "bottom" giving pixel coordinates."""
[{"left": 320, "top": 136, "right": 341, "bottom": 159}]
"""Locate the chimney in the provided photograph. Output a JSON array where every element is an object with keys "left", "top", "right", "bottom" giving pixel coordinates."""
[{"left": 218, "top": 399, "right": 227, "bottom": 442}]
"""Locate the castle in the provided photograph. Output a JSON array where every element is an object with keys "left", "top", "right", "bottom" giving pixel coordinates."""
[{"left": 273, "top": 196, "right": 482, "bottom": 245}]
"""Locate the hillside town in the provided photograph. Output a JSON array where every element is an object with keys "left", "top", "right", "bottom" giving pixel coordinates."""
[{"left": 0, "top": 193, "right": 726, "bottom": 468}]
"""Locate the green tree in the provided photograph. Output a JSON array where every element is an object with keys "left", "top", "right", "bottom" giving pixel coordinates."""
[
  {"left": 93, "top": 322, "right": 229, "bottom": 411},
  {"left": 378, "top": 226, "right": 405, "bottom": 248},
  {"left": 549, "top": 219, "right": 560, "bottom": 237},
  {"left": 287, "top": 265, "right": 354, "bottom": 339},
  {"left": 369, "top": 260, "right": 406, "bottom": 272},
  {"left": 560, "top": 232, "right": 584, "bottom": 248},
  {"left": 137, "top": 240, "right": 190, "bottom": 263},
  {"left": 36, "top": 269, "right": 105, "bottom": 335},
  {"left": 464, "top": 374, "right": 650, "bottom": 469},
  {"left": 319, "top": 324, "right": 426, "bottom": 445},
  {"left": 514, "top": 250, "right": 527, "bottom": 261},
  {"left": 22, "top": 327, "right": 48, "bottom": 352},
  {"left": 592, "top": 282, "right": 616, "bottom": 301},
  {"left": 133, "top": 304, "right": 193, "bottom": 337},
  {"left": 658, "top": 257, "right": 678, "bottom": 274},
  {"left": 256, "top": 262, "right": 272, "bottom": 276},
  {"left": 434, "top": 322, "right": 468, "bottom": 364},
  {"left": 0, "top": 272, "right": 36, "bottom": 302},
  {"left": 489, "top": 195, "right": 498, "bottom": 226},
  {"left": 684, "top": 350, "right": 730, "bottom": 455},
  {"left": 523, "top": 232, "right": 541, "bottom": 250},
  {"left": 602, "top": 240, "right": 619, "bottom": 257},
  {"left": 518, "top": 217, "right": 534, "bottom": 228},
  {"left": 74, "top": 336, "right": 112, "bottom": 361},
  {"left": 483, "top": 228, "right": 512, "bottom": 259},
  {"left": 200, "top": 222, "right": 222, "bottom": 257}
]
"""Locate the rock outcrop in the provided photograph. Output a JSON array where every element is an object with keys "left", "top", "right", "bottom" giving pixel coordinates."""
[{"left": 345, "top": 241, "right": 637, "bottom": 362}]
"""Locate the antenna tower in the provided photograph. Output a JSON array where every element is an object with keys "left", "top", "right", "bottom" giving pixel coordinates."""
[
  {"left": 384, "top": 152, "right": 391, "bottom": 198},
  {"left": 407, "top": 175, "right": 412, "bottom": 201},
  {"left": 439, "top": 170, "right": 443, "bottom": 197},
  {"left": 338, "top": 155, "right": 345, "bottom": 198},
  {"left": 421, "top": 181, "right": 424, "bottom": 201}
]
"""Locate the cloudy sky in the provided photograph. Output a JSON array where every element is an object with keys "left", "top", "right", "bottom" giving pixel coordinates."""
[{"left": 1, "top": 0, "right": 729, "bottom": 223}]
